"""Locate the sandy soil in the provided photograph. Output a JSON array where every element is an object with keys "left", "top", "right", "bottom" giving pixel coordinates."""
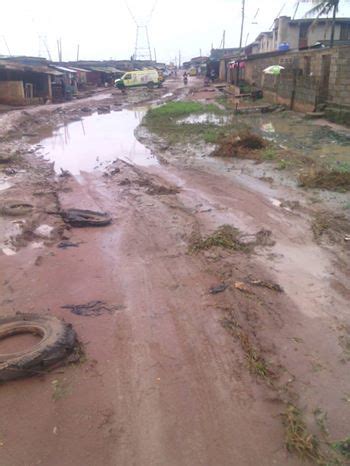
[{"left": 0, "top": 77, "right": 349, "bottom": 466}]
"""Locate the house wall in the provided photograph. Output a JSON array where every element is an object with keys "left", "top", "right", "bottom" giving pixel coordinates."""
[
  {"left": 0, "top": 81, "right": 25, "bottom": 104},
  {"left": 244, "top": 46, "right": 350, "bottom": 113},
  {"left": 307, "top": 23, "right": 341, "bottom": 45}
]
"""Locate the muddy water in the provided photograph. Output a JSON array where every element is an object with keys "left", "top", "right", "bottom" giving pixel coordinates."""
[{"left": 38, "top": 108, "right": 158, "bottom": 175}]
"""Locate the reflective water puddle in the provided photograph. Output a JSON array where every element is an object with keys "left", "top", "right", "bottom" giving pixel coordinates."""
[{"left": 38, "top": 109, "right": 158, "bottom": 175}]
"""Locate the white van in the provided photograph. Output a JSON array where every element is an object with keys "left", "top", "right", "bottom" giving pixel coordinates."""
[{"left": 115, "top": 69, "right": 160, "bottom": 90}]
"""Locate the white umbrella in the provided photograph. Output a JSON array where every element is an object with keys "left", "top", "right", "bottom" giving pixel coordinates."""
[{"left": 263, "top": 65, "right": 285, "bottom": 75}]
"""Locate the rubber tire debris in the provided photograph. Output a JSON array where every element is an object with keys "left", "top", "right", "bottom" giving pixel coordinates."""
[
  {"left": 62, "top": 301, "right": 117, "bottom": 317},
  {"left": 61, "top": 209, "right": 112, "bottom": 227},
  {"left": 0, "top": 314, "right": 76, "bottom": 382},
  {"left": 209, "top": 283, "right": 228, "bottom": 294},
  {"left": 0, "top": 201, "right": 34, "bottom": 216}
]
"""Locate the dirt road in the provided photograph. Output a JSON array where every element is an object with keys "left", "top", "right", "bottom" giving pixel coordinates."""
[{"left": 0, "top": 78, "right": 349, "bottom": 465}]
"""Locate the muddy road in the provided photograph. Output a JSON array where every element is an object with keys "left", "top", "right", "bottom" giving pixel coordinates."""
[{"left": 0, "top": 78, "right": 349, "bottom": 466}]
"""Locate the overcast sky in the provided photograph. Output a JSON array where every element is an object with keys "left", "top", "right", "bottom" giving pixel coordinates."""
[{"left": 2, "top": 1, "right": 350, "bottom": 63}]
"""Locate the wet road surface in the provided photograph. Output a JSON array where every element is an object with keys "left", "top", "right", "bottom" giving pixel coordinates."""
[{"left": 0, "top": 80, "right": 349, "bottom": 466}]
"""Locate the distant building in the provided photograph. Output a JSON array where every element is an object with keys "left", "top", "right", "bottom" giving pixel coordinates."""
[{"left": 248, "top": 16, "right": 350, "bottom": 55}]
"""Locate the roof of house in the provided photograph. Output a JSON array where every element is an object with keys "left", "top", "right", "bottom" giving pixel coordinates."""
[
  {"left": 289, "top": 16, "right": 350, "bottom": 25},
  {"left": 0, "top": 60, "right": 63, "bottom": 76}
]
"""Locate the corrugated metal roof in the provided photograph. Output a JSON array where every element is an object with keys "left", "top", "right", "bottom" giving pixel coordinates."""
[
  {"left": 0, "top": 60, "right": 63, "bottom": 75},
  {"left": 68, "top": 66, "right": 91, "bottom": 72},
  {"left": 51, "top": 65, "right": 77, "bottom": 74}
]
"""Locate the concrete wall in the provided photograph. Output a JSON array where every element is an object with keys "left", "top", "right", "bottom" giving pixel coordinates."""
[
  {"left": 244, "top": 46, "right": 350, "bottom": 113},
  {"left": 0, "top": 81, "right": 25, "bottom": 104}
]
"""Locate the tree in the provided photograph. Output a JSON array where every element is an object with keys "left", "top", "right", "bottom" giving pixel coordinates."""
[{"left": 302, "top": 0, "right": 340, "bottom": 47}]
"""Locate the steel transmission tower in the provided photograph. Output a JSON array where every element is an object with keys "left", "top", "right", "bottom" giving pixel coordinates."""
[{"left": 126, "top": 1, "right": 157, "bottom": 61}]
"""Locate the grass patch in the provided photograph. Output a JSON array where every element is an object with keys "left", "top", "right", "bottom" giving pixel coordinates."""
[
  {"left": 144, "top": 101, "right": 228, "bottom": 145},
  {"left": 282, "top": 405, "right": 323, "bottom": 463},
  {"left": 146, "top": 101, "right": 222, "bottom": 120},
  {"left": 299, "top": 167, "right": 350, "bottom": 191},
  {"left": 332, "top": 438, "right": 350, "bottom": 459},
  {"left": 189, "top": 224, "right": 250, "bottom": 253},
  {"left": 262, "top": 146, "right": 277, "bottom": 160}
]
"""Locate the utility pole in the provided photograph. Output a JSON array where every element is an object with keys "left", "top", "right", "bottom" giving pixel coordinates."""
[
  {"left": 200, "top": 48, "right": 202, "bottom": 57},
  {"left": 77, "top": 44, "right": 80, "bottom": 62},
  {"left": 236, "top": 0, "right": 245, "bottom": 85},
  {"left": 2, "top": 36, "right": 11, "bottom": 56},
  {"left": 57, "top": 38, "right": 62, "bottom": 62},
  {"left": 154, "top": 48, "right": 157, "bottom": 62},
  {"left": 223, "top": 30, "right": 226, "bottom": 49},
  {"left": 178, "top": 50, "right": 181, "bottom": 69}
]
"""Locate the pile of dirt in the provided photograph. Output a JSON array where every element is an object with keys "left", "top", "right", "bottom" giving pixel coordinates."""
[
  {"left": 298, "top": 167, "right": 350, "bottom": 191},
  {"left": 213, "top": 131, "right": 267, "bottom": 159}
]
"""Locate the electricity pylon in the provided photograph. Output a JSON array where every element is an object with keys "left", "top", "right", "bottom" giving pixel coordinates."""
[{"left": 125, "top": 1, "right": 157, "bottom": 61}]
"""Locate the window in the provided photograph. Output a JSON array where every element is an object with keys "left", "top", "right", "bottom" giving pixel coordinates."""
[
  {"left": 340, "top": 24, "right": 350, "bottom": 40},
  {"left": 304, "top": 56, "right": 311, "bottom": 75},
  {"left": 124, "top": 74, "right": 132, "bottom": 80}
]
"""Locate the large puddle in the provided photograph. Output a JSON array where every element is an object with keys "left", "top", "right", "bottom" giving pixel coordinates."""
[{"left": 37, "top": 108, "right": 158, "bottom": 175}]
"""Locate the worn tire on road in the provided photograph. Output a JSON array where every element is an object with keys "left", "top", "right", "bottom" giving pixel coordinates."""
[
  {"left": 0, "top": 314, "right": 77, "bottom": 382},
  {"left": 0, "top": 201, "right": 34, "bottom": 216},
  {"left": 61, "top": 208, "right": 112, "bottom": 227}
]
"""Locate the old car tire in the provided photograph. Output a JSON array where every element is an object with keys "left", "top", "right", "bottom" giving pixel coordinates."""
[
  {"left": 61, "top": 208, "right": 112, "bottom": 227},
  {"left": 147, "top": 82, "right": 155, "bottom": 89},
  {"left": 0, "top": 314, "right": 77, "bottom": 382},
  {"left": 0, "top": 201, "right": 34, "bottom": 216}
]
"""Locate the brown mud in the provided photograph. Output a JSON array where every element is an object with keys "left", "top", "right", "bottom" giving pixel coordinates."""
[{"left": 0, "top": 77, "right": 349, "bottom": 466}]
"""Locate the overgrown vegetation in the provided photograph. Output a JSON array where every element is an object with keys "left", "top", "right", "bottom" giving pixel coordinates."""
[
  {"left": 282, "top": 405, "right": 323, "bottom": 463},
  {"left": 311, "top": 211, "right": 350, "bottom": 243},
  {"left": 212, "top": 131, "right": 267, "bottom": 159},
  {"left": 299, "top": 166, "right": 350, "bottom": 191}
]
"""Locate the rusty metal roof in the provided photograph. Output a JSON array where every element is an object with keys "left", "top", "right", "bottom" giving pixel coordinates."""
[{"left": 0, "top": 60, "right": 63, "bottom": 75}]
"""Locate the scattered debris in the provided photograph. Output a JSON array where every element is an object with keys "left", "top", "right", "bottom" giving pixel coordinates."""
[
  {"left": 4, "top": 168, "right": 17, "bottom": 176},
  {"left": 34, "top": 224, "right": 54, "bottom": 238},
  {"left": 234, "top": 282, "right": 251, "bottom": 293},
  {"left": 1, "top": 247, "right": 17, "bottom": 256},
  {"left": 57, "top": 241, "right": 79, "bottom": 249},
  {"left": 209, "top": 283, "right": 228, "bottom": 294},
  {"left": 213, "top": 131, "right": 267, "bottom": 159},
  {"left": 0, "top": 314, "right": 77, "bottom": 381},
  {"left": 282, "top": 404, "right": 323, "bottom": 463},
  {"left": 190, "top": 225, "right": 249, "bottom": 253},
  {"left": 247, "top": 278, "right": 283, "bottom": 292},
  {"left": 61, "top": 301, "right": 118, "bottom": 317},
  {"left": 61, "top": 209, "right": 112, "bottom": 227}
]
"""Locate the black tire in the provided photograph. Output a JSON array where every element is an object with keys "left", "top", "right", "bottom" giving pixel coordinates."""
[
  {"left": 61, "top": 208, "right": 112, "bottom": 227},
  {"left": 0, "top": 314, "right": 77, "bottom": 382},
  {"left": 147, "top": 82, "right": 155, "bottom": 89},
  {"left": 0, "top": 201, "right": 34, "bottom": 216}
]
